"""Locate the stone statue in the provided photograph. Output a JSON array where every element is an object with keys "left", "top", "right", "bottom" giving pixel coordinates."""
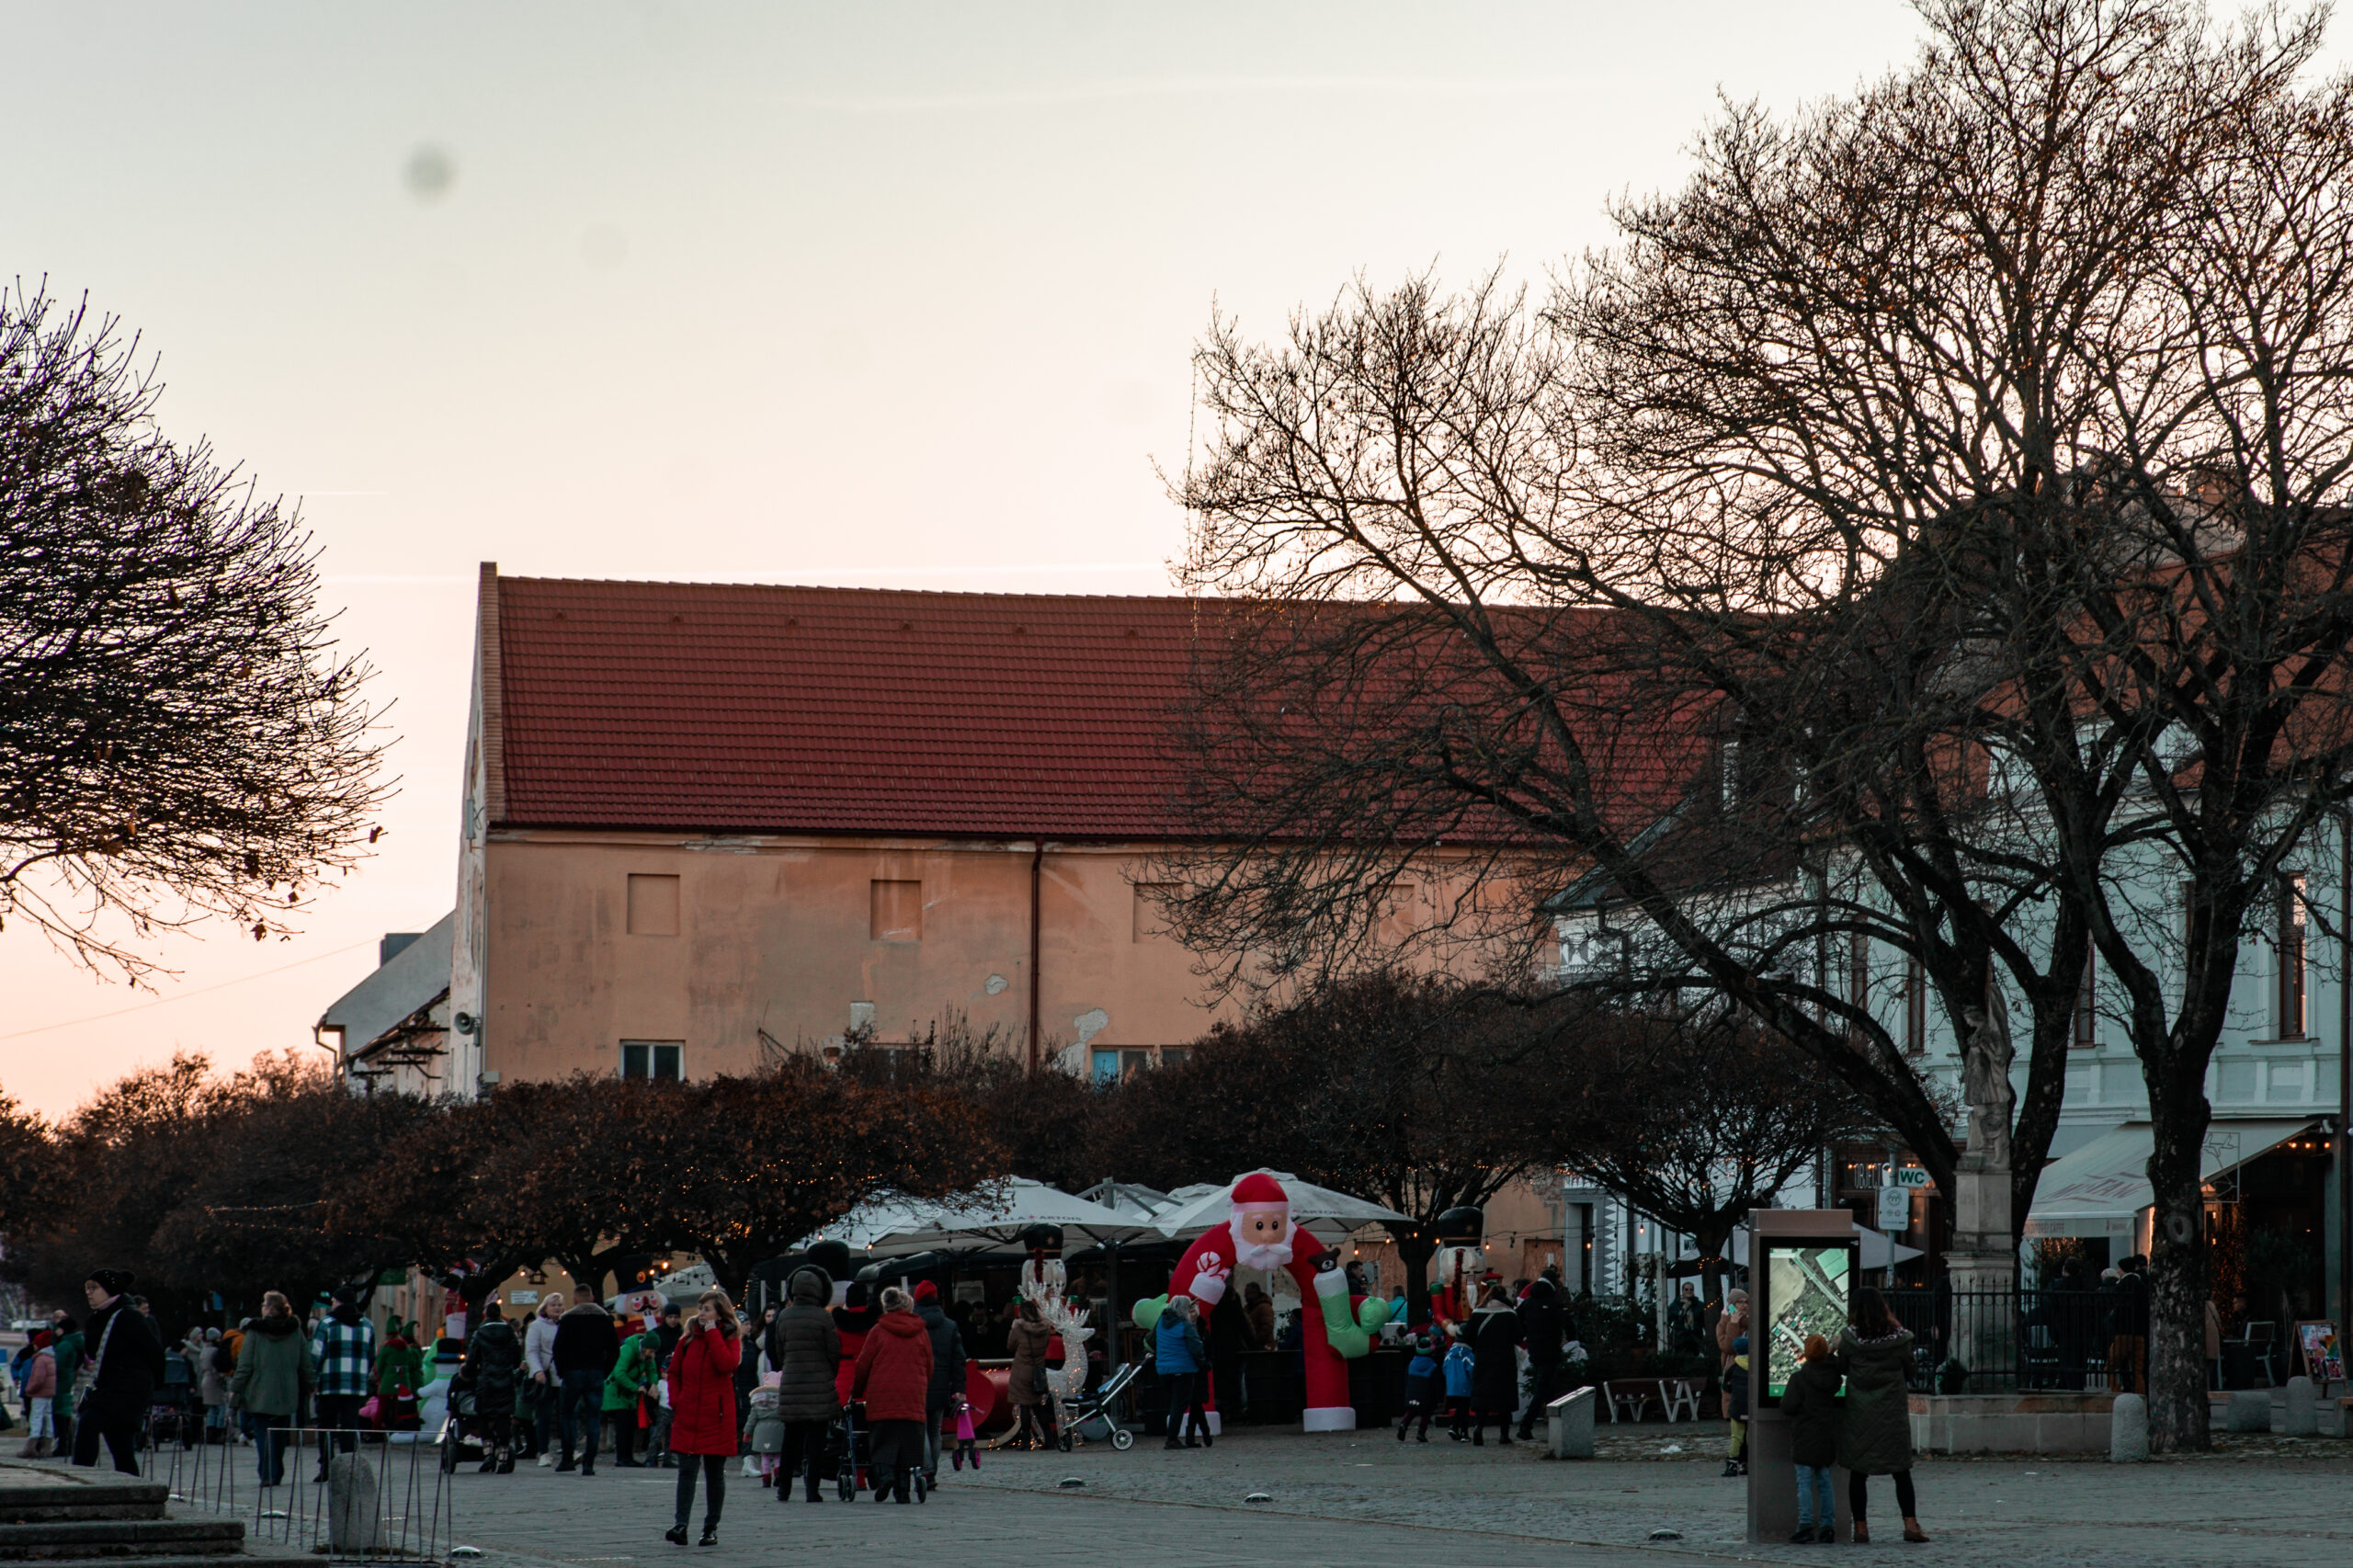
[{"left": 1959, "top": 987, "right": 2016, "bottom": 1172}]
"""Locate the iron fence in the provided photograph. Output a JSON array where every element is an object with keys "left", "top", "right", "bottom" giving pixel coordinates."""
[
  {"left": 154, "top": 1421, "right": 455, "bottom": 1563},
  {"left": 1883, "top": 1288, "right": 2149, "bottom": 1395}
]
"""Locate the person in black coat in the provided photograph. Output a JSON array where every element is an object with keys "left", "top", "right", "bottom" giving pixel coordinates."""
[
  {"left": 464, "top": 1314, "right": 526, "bottom": 1472},
  {"left": 550, "top": 1301, "right": 620, "bottom": 1473},
  {"left": 766, "top": 1268, "right": 841, "bottom": 1503},
  {"left": 1513, "top": 1277, "right": 1567, "bottom": 1441},
  {"left": 72, "top": 1268, "right": 165, "bottom": 1475},
  {"left": 912, "top": 1283, "right": 966, "bottom": 1485},
  {"left": 1776, "top": 1334, "right": 1842, "bottom": 1541},
  {"left": 1467, "top": 1285, "right": 1523, "bottom": 1447}
]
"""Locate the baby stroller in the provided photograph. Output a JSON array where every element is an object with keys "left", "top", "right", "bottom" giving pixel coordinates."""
[
  {"left": 436, "top": 1381, "right": 485, "bottom": 1473},
  {"left": 831, "top": 1401, "right": 926, "bottom": 1502},
  {"left": 1055, "top": 1361, "right": 1138, "bottom": 1452}
]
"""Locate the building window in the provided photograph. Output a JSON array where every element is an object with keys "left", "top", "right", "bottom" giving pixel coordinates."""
[
  {"left": 870, "top": 880, "right": 923, "bottom": 942},
  {"left": 1131, "top": 883, "right": 1176, "bottom": 943},
  {"left": 1091, "top": 1047, "right": 1165, "bottom": 1084},
  {"left": 1159, "top": 1046, "right": 1189, "bottom": 1069},
  {"left": 626, "top": 874, "right": 679, "bottom": 936},
  {"left": 621, "top": 1041, "right": 683, "bottom": 1080},
  {"left": 1904, "top": 958, "right": 1927, "bottom": 1056},
  {"left": 2074, "top": 942, "right": 2097, "bottom": 1051},
  {"left": 2277, "top": 873, "right": 2307, "bottom": 1040}
]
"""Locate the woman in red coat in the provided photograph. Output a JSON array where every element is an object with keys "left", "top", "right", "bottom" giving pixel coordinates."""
[
  {"left": 851, "top": 1288, "right": 934, "bottom": 1504},
  {"left": 663, "top": 1290, "right": 742, "bottom": 1546}
]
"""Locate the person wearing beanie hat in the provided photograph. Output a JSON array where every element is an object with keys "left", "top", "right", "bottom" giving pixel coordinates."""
[
  {"left": 310, "top": 1286, "right": 377, "bottom": 1482},
  {"left": 909, "top": 1281, "right": 965, "bottom": 1490},
  {"left": 851, "top": 1287, "right": 933, "bottom": 1505},
  {"left": 1719, "top": 1333, "right": 1752, "bottom": 1478},
  {"left": 15, "top": 1333, "right": 57, "bottom": 1459},
  {"left": 72, "top": 1269, "right": 163, "bottom": 1475}
]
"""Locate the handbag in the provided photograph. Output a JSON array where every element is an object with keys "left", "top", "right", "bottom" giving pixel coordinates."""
[
  {"left": 357, "top": 1395, "right": 382, "bottom": 1428},
  {"left": 75, "top": 1310, "right": 122, "bottom": 1415}
]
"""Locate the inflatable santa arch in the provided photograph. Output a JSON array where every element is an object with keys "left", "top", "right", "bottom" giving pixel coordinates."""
[{"left": 1134, "top": 1172, "right": 1392, "bottom": 1431}]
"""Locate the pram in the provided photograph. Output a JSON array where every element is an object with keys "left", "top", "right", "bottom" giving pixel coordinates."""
[
  {"left": 1053, "top": 1361, "right": 1138, "bottom": 1452},
  {"left": 436, "top": 1382, "right": 487, "bottom": 1473},
  {"left": 831, "top": 1401, "right": 926, "bottom": 1501}
]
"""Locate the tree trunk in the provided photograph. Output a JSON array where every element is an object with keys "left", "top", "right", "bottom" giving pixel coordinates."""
[
  {"left": 1394, "top": 1228, "right": 1438, "bottom": 1326},
  {"left": 2143, "top": 1096, "right": 2212, "bottom": 1452}
]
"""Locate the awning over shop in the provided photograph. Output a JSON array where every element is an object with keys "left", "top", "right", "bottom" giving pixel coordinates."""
[{"left": 2023, "top": 1118, "right": 2318, "bottom": 1238}]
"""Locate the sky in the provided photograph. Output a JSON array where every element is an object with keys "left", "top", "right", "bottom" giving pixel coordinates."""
[{"left": 8, "top": 0, "right": 2261, "bottom": 1119}]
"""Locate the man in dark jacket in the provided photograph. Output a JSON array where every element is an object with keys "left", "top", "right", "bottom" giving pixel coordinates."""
[
  {"left": 1468, "top": 1285, "right": 1523, "bottom": 1447},
  {"left": 912, "top": 1282, "right": 965, "bottom": 1487},
  {"left": 1513, "top": 1277, "right": 1567, "bottom": 1441},
  {"left": 72, "top": 1268, "right": 165, "bottom": 1475},
  {"left": 765, "top": 1267, "right": 841, "bottom": 1503},
  {"left": 551, "top": 1301, "right": 620, "bottom": 1474}
]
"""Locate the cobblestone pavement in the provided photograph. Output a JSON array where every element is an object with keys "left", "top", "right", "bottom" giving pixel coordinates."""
[{"left": 304, "top": 1425, "right": 2353, "bottom": 1568}]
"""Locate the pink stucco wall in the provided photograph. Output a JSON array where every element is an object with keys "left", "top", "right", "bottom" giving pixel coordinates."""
[{"left": 477, "top": 830, "right": 1229, "bottom": 1083}]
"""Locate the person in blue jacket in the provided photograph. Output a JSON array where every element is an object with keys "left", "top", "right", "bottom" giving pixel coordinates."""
[
  {"left": 1441, "top": 1329, "right": 1476, "bottom": 1440},
  {"left": 1398, "top": 1333, "right": 1441, "bottom": 1443},
  {"left": 1154, "top": 1297, "right": 1211, "bottom": 1450}
]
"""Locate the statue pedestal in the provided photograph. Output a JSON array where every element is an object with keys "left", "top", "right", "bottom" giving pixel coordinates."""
[{"left": 1945, "top": 1159, "right": 2017, "bottom": 1387}]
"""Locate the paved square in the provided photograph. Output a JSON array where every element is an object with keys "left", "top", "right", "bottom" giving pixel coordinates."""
[{"left": 399, "top": 1425, "right": 2353, "bottom": 1568}]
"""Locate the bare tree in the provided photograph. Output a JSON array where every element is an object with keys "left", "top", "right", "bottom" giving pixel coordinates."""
[
  {"left": 1554, "top": 0, "right": 2353, "bottom": 1450},
  {"left": 1108, "top": 971, "right": 1590, "bottom": 1317},
  {"left": 1563, "top": 1011, "right": 1879, "bottom": 1312},
  {"left": 0, "top": 284, "right": 389, "bottom": 981},
  {"left": 1168, "top": 0, "right": 2353, "bottom": 1452}
]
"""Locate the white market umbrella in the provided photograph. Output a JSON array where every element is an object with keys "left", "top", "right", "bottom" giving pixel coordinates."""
[
  {"left": 1153, "top": 1169, "right": 1410, "bottom": 1245},
  {"left": 817, "top": 1176, "right": 1160, "bottom": 1260}
]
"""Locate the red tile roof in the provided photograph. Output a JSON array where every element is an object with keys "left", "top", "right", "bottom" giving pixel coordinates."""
[
  {"left": 489, "top": 574, "right": 1708, "bottom": 841},
  {"left": 494, "top": 576, "right": 1224, "bottom": 838}
]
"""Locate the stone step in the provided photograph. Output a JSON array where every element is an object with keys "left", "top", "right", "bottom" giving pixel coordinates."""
[
  {"left": 0, "top": 1519, "right": 244, "bottom": 1562},
  {"left": 0, "top": 1474, "right": 168, "bottom": 1528}
]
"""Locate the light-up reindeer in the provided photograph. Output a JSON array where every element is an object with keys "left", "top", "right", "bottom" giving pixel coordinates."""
[{"left": 1019, "top": 1253, "right": 1094, "bottom": 1437}]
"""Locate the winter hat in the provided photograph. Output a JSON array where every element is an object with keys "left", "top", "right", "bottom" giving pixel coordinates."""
[
  {"left": 85, "top": 1268, "right": 135, "bottom": 1297},
  {"left": 1732, "top": 1335, "right": 1749, "bottom": 1356},
  {"left": 203, "top": 1327, "right": 222, "bottom": 1344},
  {"left": 912, "top": 1280, "right": 938, "bottom": 1303},
  {"left": 31, "top": 1331, "right": 50, "bottom": 1349}
]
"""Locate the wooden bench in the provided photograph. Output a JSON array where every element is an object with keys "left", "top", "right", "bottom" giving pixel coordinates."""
[
  {"left": 1600, "top": 1380, "right": 1660, "bottom": 1423},
  {"left": 1599, "top": 1377, "right": 1709, "bottom": 1424}
]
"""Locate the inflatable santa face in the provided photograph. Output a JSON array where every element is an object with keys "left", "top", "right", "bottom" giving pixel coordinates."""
[{"left": 1142, "top": 1172, "right": 1392, "bottom": 1431}]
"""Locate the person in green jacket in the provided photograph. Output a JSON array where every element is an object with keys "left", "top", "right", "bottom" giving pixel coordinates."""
[
  {"left": 601, "top": 1328, "right": 656, "bottom": 1469},
  {"left": 229, "top": 1291, "right": 316, "bottom": 1488},
  {"left": 371, "top": 1321, "right": 426, "bottom": 1401},
  {"left": 48, "top": 1320, "right": 84, "bottom": 1453}
]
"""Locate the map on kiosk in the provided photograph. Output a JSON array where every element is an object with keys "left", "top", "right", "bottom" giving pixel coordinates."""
[{"left": 1764, "top": 1243, "right": 1851, "bottom": 1400}]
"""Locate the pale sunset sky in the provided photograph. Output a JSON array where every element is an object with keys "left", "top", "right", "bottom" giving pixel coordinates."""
[{"left": 15, "top": 1, "right": 2311, "bottom": 1118}]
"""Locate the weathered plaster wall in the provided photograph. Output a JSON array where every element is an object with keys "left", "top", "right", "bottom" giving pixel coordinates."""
[{"left": 479, "top": 831, "right": 1222, "bottom": 1082}]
